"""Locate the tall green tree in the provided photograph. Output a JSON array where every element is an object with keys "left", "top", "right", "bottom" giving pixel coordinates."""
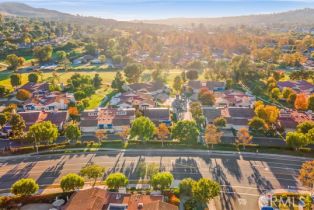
[
  {"left": 28, "top": 73, "right": 39, "bottom": 83},
  {"left": 111, "top": 71, "right": 125, "bottom": 92},
  {"left": 172, "top": 120, "right": 199, "bottom": 143},
  {"left": 80, "top": 164, "right": 105, "bottom": 187},
  {"left": 9, "top": 113, "right": 26, "bottom": 140},
  {"left": 93, "top": 74, "right": 103, "bottom": 89},
  {"left": 173, "top": 75, "right": 182, "bottom": 93},
  {"left": 286, "top": 132, "right": 309, "bottom": 151},
  {"left": 124, "top": 63, "right": 143, "bottom": 83},
  {"left": 28, "top": 121, "right": 58, "bottom": 150},
  {"left": 130, "top": 116, "right": 156, "bottom": 141},
  {"left": 65, "top": 122, "right": 81, "bottom": 143},
  {"left": 33, "top": 45, "right": 53, "bottom": 63},
  {"left": 60, "top": 173, "right": 84, "bottom": 192},
  {"left": 0, "top": 113, "right": 7, "bottom": 128},
  {"left": 10, "top": 73, "right": 21, "bottom": 88},
  {"left": 5, "top": 54, "right": 25, "bottom": 71},
  {"left": 192, "top": 178, "right": 220, "bottom": 205}
]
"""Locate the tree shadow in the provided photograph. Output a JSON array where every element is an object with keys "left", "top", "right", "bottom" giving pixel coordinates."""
[
  {"left": 170, "top": 157, "right": 202, "bottom": 180},
  {"left": 213, "top": 162, "right": 239, "bottom": 210},
  {"left": 36, "top": 160, "right": 65, "bottom": 188},
  {"left": 221, "top": 157, "right": 243, "bottom": 182},
  {"left": 248, "top": 162, "right": 273, "bottom": 194},
  {"left": 0, "top": 162, "right": 36, "bottom": 191}
]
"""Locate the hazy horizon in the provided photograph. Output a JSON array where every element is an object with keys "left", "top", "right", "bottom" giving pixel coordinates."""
[{"left": 1, "top": 0, "right": 314, "bottom": 20}]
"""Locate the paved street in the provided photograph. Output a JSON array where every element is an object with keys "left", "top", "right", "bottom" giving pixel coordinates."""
[{"left": 0, "top": 150, "right": 311, "bottom": 210}]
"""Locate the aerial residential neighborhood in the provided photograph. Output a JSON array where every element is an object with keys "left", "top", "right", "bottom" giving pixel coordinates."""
[{"left": 0, "top": 1, "right": 314, "bottom": 210}]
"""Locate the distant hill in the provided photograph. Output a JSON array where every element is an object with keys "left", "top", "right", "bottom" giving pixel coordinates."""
[
  {"left": 136, "top": 8, "right": 314, "bottom": 27},
  {"left": 0, "top": 2, "right": 71, "bottom": 19},
  {"left": 0, "top": 2, "right": 164, "bottom": 30}
]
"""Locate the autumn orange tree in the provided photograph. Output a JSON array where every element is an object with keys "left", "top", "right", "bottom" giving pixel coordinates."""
[
  {"left": 118, "top": 128, "right": 129, "bottom": 144},
  {"left": 204, "top": 125, "right": 222, "bottom": 149},
  {"left": 236, "top": 128, "right": 253, "bottom": 150},
  {"left": 95, "top": 129, "right": 106, "bottom": 144},
  {"left": 294, "top": 93, "right": 308, "bottom": 110},
  {"left": 156, "top": 123, "right": 170, "bottom": 147},
  {"left": 298, "top": 160, "right": 314, "bottom": 191}
]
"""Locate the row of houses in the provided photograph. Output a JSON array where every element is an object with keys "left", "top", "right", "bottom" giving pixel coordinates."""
[
  {"left": 203, "top": 106, "right": 313, "bottom": 132},
  {"left": 80, "top": 107, "right": 171, "bottom": 133},
  {"left": 63, "top": 187, "right": 178, "bottom": 210},
  {"left": 18, "top": 82, "right": 74, "bottom": 111}
]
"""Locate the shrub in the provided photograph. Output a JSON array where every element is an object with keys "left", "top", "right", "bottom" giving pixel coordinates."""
[
  {"left": 11, "top": 178, "right": 39, "bottom": 196},
  {"left": 16, "top": 89, "right": 31, "bottom": 101},
  {"left": 60, "top": 173, "right": 84, "bottom": 192}
]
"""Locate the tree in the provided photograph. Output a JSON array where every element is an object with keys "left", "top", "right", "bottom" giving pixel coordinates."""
[
  {"left": 156, "top": 123, "right": 169, "bottom": 147},
  {"left": 213, "top": 117, "right": 226, "bottom": 127},
  {"left": 296, "top": 121, "right": 314, "bottom": 134},
  {"left": 111, "top": 71, "right": 125, "bottom": 92},
  {"left": 288, "top": 92, "right": 297, "bottom": 105},
  {"left": 179, "top": 178, "right": 196, "bottom": 196},
  {"left": 173, "top": 76, "right": 182, "bottom": 93},
  {"left": 271, "top": 87, "right": 281, "bottom": 99},
  {"left": 306, "top": 128, "right": 314, "bottom": 144},
  {"left": 181, "top": 71, "right": 186, "bottom": 82},
  {"left": 16, "top": 89, "right": 31, "bottom": 101},
  {"left": 0, "top": 113, "right": 7, "bottom": 128},
  {"left": 118, "top": 128, "right": 129, "bottom": 144},
  {"left": 282, "top": 87, "right": 293, "bottom": 99},
  {"left": 5, "top": 54, "right": 25, "bottom": 70},
  {"left": 295, "top": 93, "right": 308, "bottom": 110},
  {"left": 255, "top": 105, "right": 279, "bottom": 124},
  {"left": 95, "top": 129, "right": 107, "bottom": 144},
  {"left": 298, "top": 160, "right": 314, "bottom": 190},
  {"left": 236, "top": 128, "right": 253, "bottom": 150},
  {"left": 65, "top": 122, "right": 81, "bottom": 143},
  {"left": 60, "top": 173, "right": 84, "bottom": 192},
  {"left": 105, "top": 173, "right": 128, "bottom": 190},
  {"left": 28, "top": 121, "right": 58, "bottom": 150},
  {"left": 172, "top": 120, "right": 199, "bottom": 143},
  {"left": 33, "top": 45, "right": 53, "bottom": 63},
  {"left": 74, "top": 90, "right": 86, "bottom": 101},
  {"left": 80, "top": 164, "right": 106, "bottom": 187},
  {"left": 112, "top": 55, "right": 123, "bottom": 65},
  {"left": 198, "top": 88, "right": 215, "bottom": 106},
  {"left": 150, "top": 172, "right": 174, "bottom": 191},
  {"left": 11, "top": 178, "right": 39, "bottom": 196},
  {"left": 56, "top": 51, "right": 67, "bottom": 61},
  {"left": 204, "top": 125, "right": 222, "bottom": 149},
  {"left": 28, "top": 73, "right": 39, "bottom": 83},
  {"left": 248, "top": 117, "right": 267, "bottom": 133},
  {"left": 93, "top": 74, "right": 102, "bottom": 89},
  {"left": 0, "top": 85, "right": 9, "bottom": 97},
  {"left": 85, "top": 42, "right": 98, "bottom": 55},
  {"left": 192, "top": 178, "right": 220, "bottom": 205},
  {"left": 286, "top": 132, "right": 308, "bottom": 151},
  {"left": 10, "top": 73, "right": 21, "bottom": 88},
  {"left": 307, "top": 95, "right": 314, "bottom": 111},
  {"left": 124, "top": 63, "right": 143, "bottom": 83},
  {"left": 98, "top": 55, "right": 106, "bottom": 63},
  {"left": 9, "top": 113, "right": 26, "bottom": 140},
  {"left": 186, "top": 70, "right": 198, "bottom": 80},
  {"left": 147, "top": 163, "right": 160, "bottom": 178},
  {"left": 130, "top": 116, "right": 155, "bottom": 141}
]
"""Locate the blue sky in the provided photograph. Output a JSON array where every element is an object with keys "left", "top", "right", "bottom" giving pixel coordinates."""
[{"left": 2, "top": 0, "right": 314, "bottom": 20}]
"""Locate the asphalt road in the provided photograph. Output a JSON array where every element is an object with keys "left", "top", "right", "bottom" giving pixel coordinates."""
[{"left": 0, "top": 150, "right": 311, "bottom": 210}]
